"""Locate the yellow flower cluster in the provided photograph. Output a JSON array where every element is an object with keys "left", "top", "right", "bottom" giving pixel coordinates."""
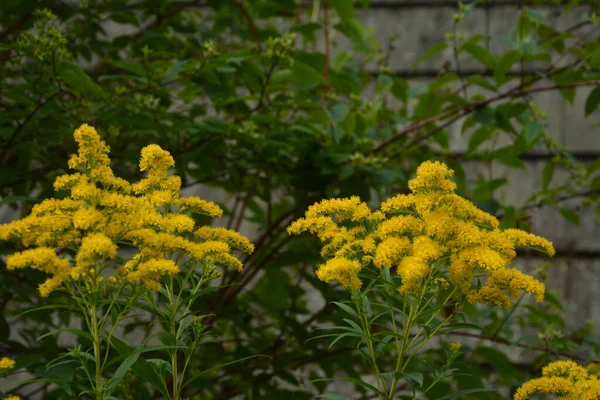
[
  {"left": 0, "top": 124, "right": 253, "bottom": 296},
  {"left": 0, "top": 357, "right": 15, "bottom": 370},
  {"left": 6, "top": 396, "right": 22, "bottom": 400},
  {"left": 287, "top": 161, "right": 554, "bottom": 307},
  {"left": 515, "top": 360, "right": 600, "bottom": 399}
]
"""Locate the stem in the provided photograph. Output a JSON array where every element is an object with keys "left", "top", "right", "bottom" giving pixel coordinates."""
[
  {"left": 90, "top": 303, "right": 102, "bottom": 400},
  {"left": 167, "top": 274, "right": 179, "bottom": 400},
  {"left": 352, "top": 290, "right": 385, "bottom": 399}
]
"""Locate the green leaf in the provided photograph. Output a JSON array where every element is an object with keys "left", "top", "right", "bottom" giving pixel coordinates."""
[
  {"left": 318, "top": 394, "right": 353, "bottom": 400},
  {"left": 183, "top": 355, "right": 270, "bottom": 388},
  {"left": 584, "top": 86, "right": 600, "bottom": 117},
  {"left": 474, "top": 106, "right": 495, "bottom": 126},
  {"left": 494, "top": 50, "right": 521, "bottom": 83},
  {"left": 37, "top": 328, "right": 93, "bottom": 342},
  {"left": 468, "top": 127, "right": 493, "bottom": 153},
  {"left": 108, "top": 352, "right": 140, "bottom": 391},
  {"left": 377, "top": 74, "right": 393, "bottom": 92},
  {"left": 559, "top": 207, "right": 580, "bottom": 225},
  {"left": 523, "top": 121, "right": 546, "bottom": 148},
  {"left": 591, "top": 175, "right": 600, "bottom": 189},
  {"left": 412, "top": 43, "right": 448, "bottom": 69},
  {"left": 462, "top": 42, "right": 495, "bottom": 69},
  {"left": 435, "top": 388, "right": 497, "bottom": 399},
  {"left": 330, "top": 103, "right": 349, "bottom": 124},
  {"left": 272, "top": 61, "right": 324, "bottom": 86},
  {"left": 311, "top": 377, "right": 382, "bottom": 395},
  {"left": 331, "top": 301, "right": 358, "bottom": 318},
  {"left": 524, "top": 7, "right": 548, "bottom": 24},
  {"left": 57, "top": 62, "right": 106, "bottom": 100},
  {"left": 110, "top": 337, "right": 169, "bottom": 398},
  {"left": 495, "top": 153, "right": 526, "bottom": 169},
  {"left": 466, "top": 76, "right": 497, "bottom": 92},
  {"left": 541, "top": 161, "right": 555, "bottom": 190},
  {"left": 402, "top": 372, "right": 424, "bottom": 387},
  {"left": 328, "top": 0, "right": 354, "bottom": 20},
  {"left": 391, "top": 78, "right": 408, "bottom": 102}
]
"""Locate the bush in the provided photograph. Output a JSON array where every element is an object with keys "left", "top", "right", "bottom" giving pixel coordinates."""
[{"left": 1, "top": 1, "right": 599, "bottom": 399}]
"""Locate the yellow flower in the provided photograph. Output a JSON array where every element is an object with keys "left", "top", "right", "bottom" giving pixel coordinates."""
[
  {"left": 449, "top": 342, "right": 462, "bottom": 352},
  {"left": 514, "top": 376, "right": 574, "bottom": 400},
  {"left": 305, "top": 196, "right": 372, "bottom": 222},
  {"left": 373, "top": 237, "right": 411, "bottom": 268},
  {"left": 287, "top": 160, "right": 554, "bottom": 306},
  {"left": 72, "top": 233, "right": 118, "bottom": 279},
  {"left": 408, "top": 160, "right": 456, "bottom": 194},
  {"left": 515, "top": 360, "right": 599, "bottom": 399},
  {"left": 195, "top": 226, "right": 255, "bottom": 253},
  {"left": 72, "top": 207, "right": 106, "bottom": 230},
  {"left": 124, "top": 258, "right": 179, "bottom": 287},
  {"left": 0, "top": 124, "right": 252, "bottom": 295},
  {"left": 6, "top": 396, "right": 22, "bottom": 400},
  {"left": 0, "top": 357, "right": 15, "bottom": 370},
  {"left": 316, "top": 258, "right": 362, "bottom": 289},
  {"left": 6, "top": 248, "right": 70, "bottom": 297}
]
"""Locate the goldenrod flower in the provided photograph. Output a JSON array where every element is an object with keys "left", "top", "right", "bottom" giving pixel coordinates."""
[
  {"left": 0, "top": 357, "right": 15, "bottom": 370},
  {"left": 316, "top": 258, "right": 362, "bottom": 289},
  {"left": 515, "top": 360, "right": 600, "bottom": 399},
  {"left": 0, "top": 124, "right": 253, "bottom": 296},
  {"left": 6, "top": 396, "right": 22, "bottom": 400},
  {"left": 287, "top": 160, "right": 554, "bottom": 307}
]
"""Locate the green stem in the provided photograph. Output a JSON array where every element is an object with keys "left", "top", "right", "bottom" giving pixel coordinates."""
[
  {"left": 352, "top": 290, "right": 385, "bottom": 399},
  {"left": 169, "top": 275, "right": 179, "bottom": 400},
  {"left": 90, "top": 302, "right": 102, "bottom": 400}
]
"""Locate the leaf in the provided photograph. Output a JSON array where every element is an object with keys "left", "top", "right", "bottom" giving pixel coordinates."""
[
  {"left": 37, "top": 328, "right": 93, "bottom": 342},
  {"left": 474, "top": 106, "right": 495, "bottom": 126},
  {"left": 494, "top": 50, "right": 521, "bottom": 83},
  {"left": 110, "top": 337, "right": 169, "bottom": 398},
  {"left": 271, "top": 61, "right": 324, "bottom": 86},
  {"left": 585, "top": 86, "right": 600, "bottom": 117},
  {"left": 435, "top": 388, "right": 497, "bottom": 399},
  {"left": 559, "top": 207, "right": 580, "bottom": 225},
  {"left": 109, "top": 351, "right": 140, "bottom": 388},
  {"left": 468, "top": 127, "right": 493, "bottom": 153},
  {"left": 466, "top": 76, "right": 497, "bottom": 92},
  {"left": 328, "top": 0, "right": 354, "bottom": 20},
  {"left": 183, "top": 355, "right": 270, "bottom": 388},
  {"left": 496, "top": 153, "right": 526, "bottom": 169},
  {"left": 329, "top": 103, "right": 349, "bottom": 124},
  {"left": 402, "top": 371, "right": 424, "bottom": 387},
  {"left": 412, "top": 43, "right": 448, "bottom": 69},
  {"left": 462, "top": 42, "right": 495, "bottom": 69},
  {"left": 541, "top": 161, "right": 555, "bottom": 190},
  {"left": 317, "top": 394, "right": 353, "bottom": 400},
  {"left": 331, "top": 301, "right": 358, "bottom": 318},
  {"left": 591, "top": 175, "right": 600, "bottom": 189},
  {"left": 391, "top": 78, "right": 408, "bottom": 102},
  {"left": 311, "top": 377, "right": 382, "bottom": 395},
  {"left": 377, "top": 74, "right": 393, "bottom": 92},
  {"left": 524, "top": 7, "right": 548, "bottom": 24},
  {"left": 57, "top": 62, "right": 106, "bottom": 100}
]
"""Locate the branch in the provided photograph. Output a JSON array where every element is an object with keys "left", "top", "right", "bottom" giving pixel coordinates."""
[
  {"left": 232, "top": 0, "right": 262, "bottom": 51},
  {"left": 2, "top": 91, "right": 61, "bottom": 152},
  {"left": 368, "top": 80, "right": 600, "bottom": 157},
  {"left": 447, "top": 330, "right": 599, "bottom": 363}
]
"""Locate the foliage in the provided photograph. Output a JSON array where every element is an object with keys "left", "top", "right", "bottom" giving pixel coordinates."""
[
  {"left": 1, "top": 124, "right": 254, "bottom": 399},
  {"left": 287, "top": 160, "right": 555, "bottom": 399},
  {"left": 1, "top": 0, "right": 600, "bottom": 399}
]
